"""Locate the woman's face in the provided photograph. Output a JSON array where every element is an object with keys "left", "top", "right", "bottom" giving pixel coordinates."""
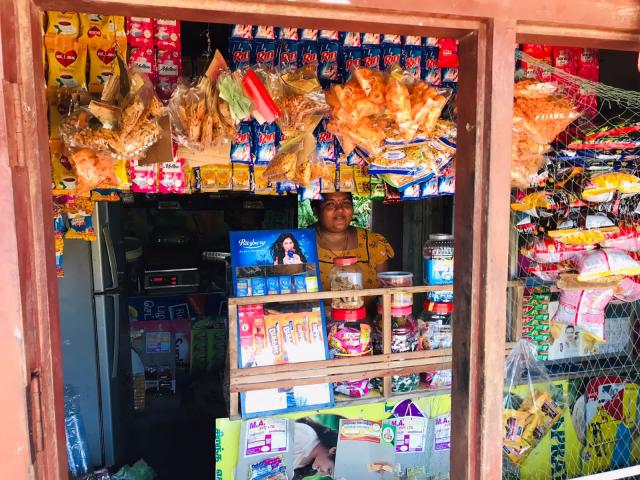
[
  {"left": 317, "top": 193, "right": 354, "bottom": 233},
  {"left": 311, "top": 445, "right": 336, "bottom": 475},
  {"left": 283, "top": 237, "right": 295, "bottom": 252}
]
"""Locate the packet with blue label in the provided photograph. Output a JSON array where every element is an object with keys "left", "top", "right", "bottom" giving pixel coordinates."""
[
  {"left": 404, "top": 36, "right": 422, "bottom": 46},
  {"left": 421, "top": 176, "right": 439, "bottom": 197},
  {"left": 403, "top": 45, "right": 422, "bottom": 79},
  {"left": 299, "top": 40, "right": 319, "bottom": 68},
  {"left": 340, "top": 32, "right": 362, "bottom": 81},
  {"left": 315, "top": 118, "right": 337, "bottom": 162},
  {"left": 276, "top": 40, "right": 299, "bottom": 70},
  {"left": 381, "top": 34, "right": 402, "bottom": 71},
  {"left": 318, "top": 30, "right": 340, "bottom": 86},
  {"left": 277, "top": 27, "right": 298, "bottom": 41},
  {"left": 399, "top": 183, "right": 422, "bottom": 200},
  {"left": 253, "top": 121, "right": 278, "bottom": 165},
  {"left": 229, "top": 25, "right": 253, "bottom": 70},
  {"left": 422, "top": 45, "right": 440, "bottom": 84},
  {"left": 231, "top": 122, "right": 253, "bottom": 164},
  {"left": 253, "top": 26, "right": 276, "bottom": 69},
  {"left": 361, "top": 33, "right": 381, "bottom": 70}
]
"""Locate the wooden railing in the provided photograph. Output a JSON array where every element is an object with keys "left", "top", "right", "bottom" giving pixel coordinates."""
[{"left": 227, "top": 282, "right": 523, "bottom": 418}]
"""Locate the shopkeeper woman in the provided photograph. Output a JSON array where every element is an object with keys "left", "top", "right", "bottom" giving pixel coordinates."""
[{"left": 312, "top": 192, "right": 394, "bottom": 291}]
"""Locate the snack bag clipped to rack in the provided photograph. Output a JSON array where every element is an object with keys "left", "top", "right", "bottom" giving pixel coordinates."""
[
  {"left": 503, "top": 339, "right": 564, "bottom": 466},
  {"left": 62, "top": 196, "right": 96, "bottom": 241}
]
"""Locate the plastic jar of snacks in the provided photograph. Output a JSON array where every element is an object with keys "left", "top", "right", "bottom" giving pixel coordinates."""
[
  {"left": 377, "top": 271, "right": 414, "bottom": 307},
  {"left": 423, "top": 234, "right": 454, "bottom": 285},
  {"left": 328, "top": 307, "right": 372, "bottom": 398},
  {"left": 330, "top": 256, "right": 363, "bottom": 309},
  {"left": 419, "top": 301, "right": 453, "bottom": 350}
]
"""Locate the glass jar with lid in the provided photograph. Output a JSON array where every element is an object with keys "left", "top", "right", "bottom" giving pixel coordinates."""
[
  {"left": 419, "top": 301, "right": 453, "bottom": 350},
  {"left": 330, "top": 256, "right": 363, "bottom": 309},
  {"left": 423, "top": 233, "right": 454, "bottom": 285}
]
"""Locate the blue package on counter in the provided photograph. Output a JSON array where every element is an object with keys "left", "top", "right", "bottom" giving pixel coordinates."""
[
  {"left": 229, "top": 39, "right": 252, "bottom": 69},
  {"left": 293, "top": 274, "right": 307, "bottom": 293},
  {"left": 362, "top": 45, "right": 381, "bottom": 70},
  {"left": 341, "top": 47, "right": 362, "bottom": 80},
  {"left": 279, "top": 276, "right": 293, "bottom": 294},
  {"left": 381, "top": 43, "right": 402, "bottom": 71},
  {"left": 231, "top": 122, "right": 253, "bottom": 164},
  {"left": 442, "top": 67, "right": 458, "bottom": 83},
  {"left": 404, "top": 35, "right": 422, "bottom": 46},
  {"left": 318, "top": 41, "right": 340, "bottom": 85},
  {"left": 277, "top": 27, "right": 299, "bottom": 40},
  {"left": 253, "top": 40, "right": 276, "bottom": 68},
  {"left": 250, "top": 277, "right": 267, "bottom": 296},
  {"left": 403, "top": 45, "right": 422, "bottom": 79},
  {"left": 299, "top": 41, "right": 319, "bottom": 67},
  {"left": 300, "top": 28, "right": 319, "bottom": 41},
  {"left": 253, "top": 25, "right": 276, "bottom": 39},
  {"left": 276, "top": 40, "right": 299, "bottom": 69},
  {"left": 346, "top": 148, "right": 367, "bottom": 166},
  {"left": 230, "top": 24, "right": 253, "bottom": 39},
  {"left": 315, "top": 119, "right": 337, "bottom": 162},
  {"left": 266, "top": 277, "right": 280, "bottom": 295},
  {"left": 253, "top": 121, "right": 278, "bottom": 165}
]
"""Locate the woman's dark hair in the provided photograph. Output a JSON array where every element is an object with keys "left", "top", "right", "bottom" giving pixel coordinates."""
[
  {"left": 310, "top": 192, "right": 353, "bottom": 215},
  {"left": 270, "top": 232, "right": 307, "bottom": 265},
  {"left": 293, "top": 417, "right": 341, "bottom": 480}
]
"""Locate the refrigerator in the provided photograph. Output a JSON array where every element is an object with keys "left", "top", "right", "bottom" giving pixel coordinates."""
[{"left": 58, "top": 201, "right": 133, "bottom": 469}]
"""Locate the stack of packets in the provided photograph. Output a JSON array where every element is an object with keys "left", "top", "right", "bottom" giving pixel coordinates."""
[
  {"left": 503, "top": 389, "right": 563, "bottom": 465},
  {"left": 126, "top": 17, "right": 181, "bottom": 100},
  {"left": 520, "top": 288, "right": 551, "bottom": 361}
]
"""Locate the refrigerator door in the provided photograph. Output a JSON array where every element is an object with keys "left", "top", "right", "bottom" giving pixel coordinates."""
[
  {"left": 92, "top": 202, "right": 126, "bottom": 294},
  {"left": 95, "top": 292, "right": 133, "bottom": 467}
]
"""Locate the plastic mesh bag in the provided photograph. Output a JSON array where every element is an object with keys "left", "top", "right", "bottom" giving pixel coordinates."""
[{"left": 503, "top": 340, "right": 565, "bottom": 466}]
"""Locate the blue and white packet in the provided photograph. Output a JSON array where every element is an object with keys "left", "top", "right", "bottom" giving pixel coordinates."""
[
  {"left": 318, "top": 41, "right": 340, "bottom": 85},
  {"left": 299, "top": 28, "right": 319, "bottom": 67},
  {"left": 231, "top": 122, "right": 253, "bottom": 164},
  {"left": 361, "top": 32, "right": 381, "bottom": 70},
  {"left": 253, "top": 25, "right": 276, "bottom": 40},
  {"left": 276, "top": 40, "right": 298, "bottom": 69},
  {"left": 400, "top": 183, "right": 422, "bottom": 200},
  {"left": 381, "top": 35, "right": 402, "bottom": 71},
  {"left": 404, "top": 35, "right": 422, "bottom": 46},
  {"left": 438, "top": 174, "right": 455, "bottom": 195},
  {"left": 253, "top": 121, "right": 278, "bottom": 165},
  {"left": 315, "top": 119, "right": 337, "bottom": 162},
  {"left": 423, "top": 37, "right": 439, "bottom": 47},
  {"left": 229, "top": 39, "right": 252, "bottom": 70},
  {"left": 421, "top": 176, "right": 439, "bottom": 197},
  {"left": 341, "top": 47, "right": 361, "bottom": 81},
  {"left": 319, "top": 30, "right": 340, "bottom": 41},
  {"left": 277, "top": 27, "right": 299, "bottom": 41},
  {"left": 403, "top": 45, "right": 422, "bottom": 79},
  {"left": 423, "top": 67, "right": 442, "bottom": 86},
  {"left": 300, "top": 29, "right": 319, "bottom": 41},
  {"left": 441, "top": 67, "right": 458, "bottom": 83},
  {"left": 299, "top": 178, "right": 322, "bottom": 201},
  {"left": 253, "top": 40, "right": 276, "bottom": 68},
  {"left": 230, "top": 24, "right": 253, "bottom": 39},
  {"left": 341, "top": 32, "right": 361, "bottom": 48}
]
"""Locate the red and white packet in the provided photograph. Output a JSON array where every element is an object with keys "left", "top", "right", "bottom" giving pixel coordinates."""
[
  {"left": 129, "top": 159, "right": 157, "bottom": 193},
  {"left": 128, "top": 47, "right": 157, "bottom": 82},
  {"left": 126, "top": 17, "right": 154, "bottom": 48},
  {"left": 156, "top": 49, "right": 182, "bottom": 100},
  {"left": 154, "top": 19, "right": 181, "bottom": 51},
  {"left": 158, "top": 146, "right": 187, "bottom": 194}
]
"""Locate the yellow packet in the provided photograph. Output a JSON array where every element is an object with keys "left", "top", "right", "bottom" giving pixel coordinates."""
[
  {"left": 200, "top": 165, "right": 232, "bottom": 192},
  {"left": 50, "top": 139, "right": 76, "bottom": 194},
  {"left": 321, "top": 163, "right": 337, "bottom": 193},
  {"left": 47, "top": 91, "right": 73, "bottom": 139},
  {"left": 232, "top": 163, "right": 251, "bottom": 191},
  {"left": 91, "top": 190, "right": 121, "bottom": 202},
  {"left": 354, "top": 165, "right": 371, "bottom": 197},
  {"left": 264, "top": 314, "right": 285, "bottom": 364},
  {"left": 88, "top": 35, "right": 127, "bottom": 94},
  {"left": 46, "top": 11, "right": 80, "bottom": 37},
  {"left": 253, "top": 165, "right": 276, "bottom": 195},
  {"left": 338, "top": 165, "right": 355, "bottom": 192},
  {"left": 45, "top": 34, "right": 87, "bottom": 91}
]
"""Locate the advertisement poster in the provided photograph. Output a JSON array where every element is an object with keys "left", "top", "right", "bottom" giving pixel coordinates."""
[{"left": 229, "top": 229, "right": 333, "bottom": 418}]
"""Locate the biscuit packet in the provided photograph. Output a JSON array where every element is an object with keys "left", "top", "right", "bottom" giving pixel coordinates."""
[
  {"left": 46, "top": 11, "right": 80, "bottom": 37},
  {"left": 45, "top": 34, "right": 88, "bottom": 91},
  {"left": 503, "top": 340, "right": 564, "bottom": 466},
  {"left": 88, "top": 35, "right": 127, "bottom": 94}
]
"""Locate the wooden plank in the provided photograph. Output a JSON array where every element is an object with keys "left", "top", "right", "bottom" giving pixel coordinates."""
[
  {"left": 382, "top": 293, "right": 392, "bottom": 398},
  {"left": 452, "top": 18, "right": 515, "bottom": 480},
  {"left": 517, "top": 23, "right": 640, "bottom": 51}
]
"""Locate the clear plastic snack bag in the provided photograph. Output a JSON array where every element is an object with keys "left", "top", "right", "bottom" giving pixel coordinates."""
[
  {"left": 64, "top": 385, "right": 91, "bottom": 477},
  {"left": 503, "top": 340, "right": 565, "bottom": 467}
]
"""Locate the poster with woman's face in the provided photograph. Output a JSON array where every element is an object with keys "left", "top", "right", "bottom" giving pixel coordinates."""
[{"left": 230, "top": 229, "right": 319, "bottom": 268}]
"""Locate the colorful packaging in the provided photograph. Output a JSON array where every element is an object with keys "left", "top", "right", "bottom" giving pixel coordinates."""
[
  {"left": 315, "top": 119, "right": 337, "bottom": 162},
  {"left": 252, "top": 165, "right": 276, "bottom": 195},
  {"left": 128, "top": 159, "right": 157, "bottom": 193},
  {"left": 276, "top": 40, "right": 299, "bottom": 70},
  {"left": 126, "top": 17, "right": 154, "bottom": 48},
  {"left": 253, "top": 25, "right": 276, "bottom": 40},
  {"left": 199, "top": 165, "right": 232, "bottom": 192},
  {"left": 128, "top": 47, "right": 157, "bottom": 81},
  {"left": 55, "top": 234, "right": 65, "bottom": 277},
  {"left": 520, "top": 44, "right": 553, "bottom": 81},
  {"left": 277, "top": 27, "right": 298, "bottom": 41},
  {"left": 437, "top": 38, "right": 458, "bottom": 68},
  {"left": 300, "top": 29, "right": 319, "bottom": 41},
  {"left": 251, "top": 277, "right": 267, "bottom": 296},
  {"left": 574, "top": 249, "right": 640, "bottom": 281},
  {"left": 423, "top": 37, "right": 439, "bottom": 47},
  {"left": 232, "top": 164, "right": 251, "bottom": 191},
  {"left": 438, "top": 172, "right": 455, "bottom": 195},
  {"left": 403, "top": 45, "right": 422, "bottom": 79},
  {"left": 253, "top": 122, "right": 278, "bottom": 165},
  {"left": 154, "top": 19, "right": 180, "bottom": 50},
  {"left": 293, "top": 274, "right": 307, "bottom": 293},
  {"left": 50, "top": 139, "right": 76, "bottom": 194},
  {"left": 253, "top": 39, "right": 276, "bottom": 68},
  {"left": 354, "top": 166, "right": 371, "bottom": 197},
  {"left": 361, "top": 33, "right": 381, "bottom": 45},
  {"left": 156, "top": 49, "right": 181, "bottom": 100},
  {"left": 381, "top": 42, "right": 402, "bottom": 71},
  {"left": 338, "top": 164, "right": 355, "bottom": 192},
  {"left": 88, "top": 35, "right": 127, "bottom": 94},
  {"left": 266, "top": 276, "right": 280, "bottom": 295},
  {"left": 319, "top": 30, "right": 340, "bottom": 41},
  {"left": 382, "top": 34, "right": 402, "bottom": 45},
  {"left": 299, "top": 40, "right": 319, "bottom": 68},
  {"left": 318, "top": 38, "right": 340, "bottom": 85},
  {"left": 158, "top": 158, "right": 187, "bottom": 194},
  {"left": 229, "top": 39, "right": 252, "bottom": 69},
  {"left": 231, "top": 122, "right": 253, "bottom": 164},
  {"left": 45, "top": 34, "right": 88, "bottom": 90},
  {"left": 80, "top": 14, "right": 114, "bottom": 40},
  {"left": 230, "top": 24, "right": 253, "bottom": 39},
  {"left": 422, "top": 46, "right": 440, "bottom": 84},
  {"left": 361, "top": 33, "right": 381, "bottom": 70},
  {"left": 341, "top": 32, "right": 361, "bottom": 48},
  {"left": 421, "top": 176, "right": 439, "bottom": 197},
  {"left": 553, "top": 47, "right": 578, "bottom": 76},
  {"left": 46, "top": 11, "right": 80, "bottom": 37},
  {"left": 341, "top": 47, "right": 362, "bottom": 80},
  {"left": 64, "top": 197, "right": 96, "bottom": 241},
  {"left": 441, "top": 67, "right": 458, "bottom": 83},
  {"left": 279, "top": 276, "right": 293, "bottom": 294}
]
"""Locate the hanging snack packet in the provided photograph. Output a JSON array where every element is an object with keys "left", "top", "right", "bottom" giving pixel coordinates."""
[
  {"left": 601, "top": 223, "right": 640, "bottom": 251},
  {"left": 437, "top": 39, "right": 459, "bottom": 69},
  {"left": 315, "top": 118, "right": 337, "bottom": 162},
  {"left": 129, "top": 159, "right": 157, "bottom": 193},
  {"left": 47, "top": 11, "right": 80, "bottom": 37},
  {"left": 582, "top": 172, "right": 640, "bottom": 201},
  {"left": 128, "top": 47, "right": 157, "bottom": 83},
  {"left": 555, "top": 275, "right": 618, "bottom": 341},
  {"left": 157, "top": 49, "right": 182, "bottom": 101},
  {"left": 64, "top": 196, "right": 96, "bottom": 241},
  {"left": 573, "top": 248, "right": 640, "bottom": 281},
  {"left": 198, "top": 165, "right": 232, "bottom": 192},
  {"left": 50, "top": 139, "right": 77, "bottom": 194},
  {"left": 521, "top": 237, "right": 596, "bottom": 264},
  {"left": 69, "top": 148, "right": 118, "bottom": 194},
  {"left": 527, "top": 261, "right": 573, "bottom": 282},
  {"left": 88, "top": 35, "right": 127, "bottom": 94},
  {"left": 403, "top": 42, "right": 422, "bottom": 80},
  {"left": 338, "top": 164, "right": 355, "bottom": 192},
  {"left": 154, "top": 19, "right": 181, "bottom": 51},
  {"left": 381, "top": 35, "right": 402, "bottom": 72},
  {"left": 299, "top": 29, "right": 319, "bottom": 68},
  {"left": 232, "top": 163, "right": 251, "bottom": 191},
  {"left": 253, "top": 121, "right": 278, "bottom": 165},
  {"left": 80, "top": 14, "right": 113, "bottom": 40},
  {"left": 252, "top": 165, "right": 275, "bottom": 195},
  {"left": 613, "top": 276, "right": 640, "bottom": 303},
  {"left": 548, "top": 213, "right": 618, "bottom": 246},
  {"left": 45, "top": 34, "right": 88, "bottom": 91},
  {"left": 230, "top": 122, "right": 253, "bottom": 164},
  {"left": 126, "top": 17, "right": 154, "bottom": 48},
  {"left": 361, "top": 33, "right": 382, "bottom": 71},
  {"left": 318, "top": 30, "right": 340, "bottom": 86},
  {"left": 217, "top": 70, "right": 253, "bottom": 123}
]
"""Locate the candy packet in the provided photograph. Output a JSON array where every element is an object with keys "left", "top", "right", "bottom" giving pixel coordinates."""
[
  {"left": 573, "top": 248, "right": 640, "bottom": 281},
  {"left": 126, "top": 17, "right": 154, "bottom": 48}
]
